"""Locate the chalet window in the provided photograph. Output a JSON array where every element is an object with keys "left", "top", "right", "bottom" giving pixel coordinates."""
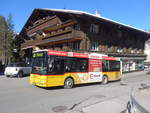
[
  {"left": 67, "top": 41, "right": 80, "bottom": 50},
  {"left": 73, "top": 41, "right": 80, "bottom": 50},
  {"left": 90, "top": 24, "right": 99, "bottom": 33},
  {"left": 68, "top": 43, "right": 73, "bottom": 50},
  {"left": 118, "top": 30, "right": 122, "bottom": 37},
  {"left": 74, "top": 24, "right": 80, "bottom": 30},
  {"left": 90, "top": 41, "right": 99, "bottom": 51}
]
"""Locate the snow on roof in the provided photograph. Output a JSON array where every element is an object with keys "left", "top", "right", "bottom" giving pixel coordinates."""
[
  {"left": 39, "top": 8, "right": 89, "bottom": 15},
  {"left": 38, "top": 8, "right": 150, "bottom": 34}
]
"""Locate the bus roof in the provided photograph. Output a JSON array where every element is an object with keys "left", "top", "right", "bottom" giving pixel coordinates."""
[
  {"left": 102, "top": 56, "right": 120, "bottom": 61},
  {"left": 34, "top": 49, "right": 119, "bottom": 60},
  {"left": 48, "top": 50, "right": 89, "bottom": 58}
]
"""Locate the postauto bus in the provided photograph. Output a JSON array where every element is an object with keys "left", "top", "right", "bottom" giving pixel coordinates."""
[{"left": 30, "top": 49, "right": 122, "bottom": 88}]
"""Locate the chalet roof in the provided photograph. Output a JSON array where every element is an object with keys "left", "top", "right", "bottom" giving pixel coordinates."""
[{"left": 20, "top": 8, "right": 150, "bottom": 37}]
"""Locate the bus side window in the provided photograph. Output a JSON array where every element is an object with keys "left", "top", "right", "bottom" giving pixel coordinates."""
[
  {"left": 102, "top": 60, "right": 109, "bottom": 72},
  {"left": 55, "top": 57, "right": 65, "bottom": 74},
  {"left": 48, "top": 58, "right": 55, "bottom": 73},
  {"left": 109, "top": 61, "right": 120, "bottom": 71},
  {"left": 47, "top": 56, "right": 65, "bottom": 74},
  {"left": 64, "top": 58, "right": 88, "bottom": 72},
  {"left": 64, "top": 58, "right": 76, "bottom": 72},
  {"left": 70, "top": 59, "right": 77, "bottom": 72},
  {"left": 77, "top": 58, "right": 88, "bottom": 72}
]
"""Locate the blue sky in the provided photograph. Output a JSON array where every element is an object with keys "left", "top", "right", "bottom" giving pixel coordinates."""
[{"left": 0, "top": 0, "right": 150, "bottom": 32}]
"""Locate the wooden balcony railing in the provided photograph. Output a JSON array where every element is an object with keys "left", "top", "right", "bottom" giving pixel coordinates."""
[
  {"left": 42, "top": 27, "right": 72, "bottom": 39},
  {"left": 26, "top": 19, "right": 77, "bottom": 37},
  {"left": 21, "top": 39, "right": 42, "bottom": 49},
  {"left": 27, "top": 18, "right": 58, "bottom": 36},
  {"left": 72, "top": 30, "right": 85, "bottom": 38},
  {"left": 21, "top": 30, "right": 85, "bottom": 49},
  {"left": 37, "top": 30, "right": 85, "bottom": 45},
  {"left": 98, "top": 45, "right": 145, "bottom": 56}
]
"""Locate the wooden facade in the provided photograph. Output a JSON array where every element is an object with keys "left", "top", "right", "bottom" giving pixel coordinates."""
[{"left": 19, "top": 9, "right": 150, "bottom": 72}]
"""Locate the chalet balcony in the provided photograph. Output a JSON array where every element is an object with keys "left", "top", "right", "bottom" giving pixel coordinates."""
[
  {"left": 21, "top": 39, "right": 43, "bottom": 49},
  {"left": 69, "top": 49, "right": 146, "bottom": 59},
  {"left": 26, "top": 17, "right": 77, "bottom": 37},
  {"left": 21, "top": 29, "right": 85, "bottom": 50},
  {"left": 98, "top": 45, "right": 146, "bottom": 57}
]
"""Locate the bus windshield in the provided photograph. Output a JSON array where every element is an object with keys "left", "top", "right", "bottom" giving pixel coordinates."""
[
  {"left": 32, "top": 54, "right": 65, "bottom": 75},
  {"left": 32, "top": 52, "right": 48, "bottom": 74},
  {"left": 32, "top": 57, "right": 48, "bottom": 74}
]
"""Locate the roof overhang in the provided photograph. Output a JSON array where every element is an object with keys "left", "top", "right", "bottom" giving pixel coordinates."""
[{"left": 19, "top": 8, "right": 150, "bottom": 38}]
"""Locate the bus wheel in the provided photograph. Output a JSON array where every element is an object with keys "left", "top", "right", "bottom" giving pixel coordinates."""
[
  {"left": 64, "top": 78, "right": 74, "bottom": 89},
  {"left": 102, "top": 75, "right": 108, "bottom": 85}
]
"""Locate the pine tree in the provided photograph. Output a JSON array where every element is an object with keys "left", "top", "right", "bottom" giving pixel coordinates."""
[
  {"left": 0, "top": 15, "right": 7, "bottom": 65},
  {"left": 6, "top": 13, "right": 15, "bottom": 63},
  {"left": 0, "top": 13, "right": 17, "bottom": 65}
]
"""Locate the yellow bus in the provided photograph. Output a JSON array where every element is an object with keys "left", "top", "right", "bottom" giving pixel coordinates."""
[{"left": 30, "top": 49, "right": 122, "bottom": 88}]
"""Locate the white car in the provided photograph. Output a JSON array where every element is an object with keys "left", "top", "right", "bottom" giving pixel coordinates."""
[{"left": 4, "top": 62, "right": 32, "bottom": 77}]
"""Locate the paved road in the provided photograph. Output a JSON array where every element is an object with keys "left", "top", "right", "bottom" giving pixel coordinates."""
[{"left": 0, "top": 71, "right": 150, "bottom": 113}]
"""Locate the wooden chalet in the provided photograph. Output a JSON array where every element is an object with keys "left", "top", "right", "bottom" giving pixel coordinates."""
[{"left": 19, "top": 8, "right": 150, "bottom": 72}]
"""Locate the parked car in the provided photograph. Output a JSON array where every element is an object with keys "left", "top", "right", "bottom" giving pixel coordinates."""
[{"left": 4, "top": 62, "right": 32, "bottom": 77}]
